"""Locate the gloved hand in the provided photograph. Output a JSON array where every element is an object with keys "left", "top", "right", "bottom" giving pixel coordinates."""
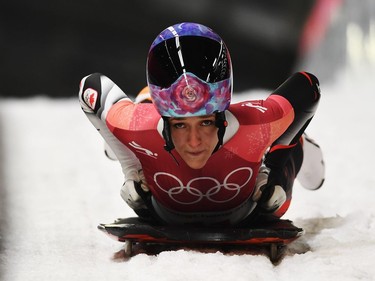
[
  {"left": 252, "top": 166, "right": 286, "bottom": 212},
  {"left": 120, "top": 170, "right": 150, "bottom": 210}
]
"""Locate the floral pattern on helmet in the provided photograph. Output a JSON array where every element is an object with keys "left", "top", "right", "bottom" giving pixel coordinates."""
[{"left": 149, "top": 72, "right": 231, "bottom": 117}]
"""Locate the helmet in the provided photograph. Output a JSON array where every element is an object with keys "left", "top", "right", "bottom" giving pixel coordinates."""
[{"left": 147, "top": 22, "right": 233, "bottom": 117}]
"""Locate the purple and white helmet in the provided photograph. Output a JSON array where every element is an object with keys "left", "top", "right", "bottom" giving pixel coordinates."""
[{"left": 146, "top": 22, "right": 233, "bottom": 117}]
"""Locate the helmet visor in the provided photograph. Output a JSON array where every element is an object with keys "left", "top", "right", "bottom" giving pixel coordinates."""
[
  {"left": 147, "top": 36, "right": 231, "bottom": 88},
  {"left": 149, "top": 72, "right": 231, "bottom": 117}
]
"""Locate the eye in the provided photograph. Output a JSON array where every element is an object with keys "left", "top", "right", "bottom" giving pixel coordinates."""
[
  {"left": 172, "top": 122, "right": 186, "bottom": 129},
  {"left": 201, "top": 119, "right": 215, "bottom": 126}
]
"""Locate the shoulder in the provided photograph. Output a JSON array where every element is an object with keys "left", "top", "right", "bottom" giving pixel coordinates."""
[
  {"left": 79, "top": 73, "right": 132, "bottom": 121},
  {"left": 107, "top": 101, "right": 160, "bottom": 131},
  {"left": 228, "top": 96, "right": 292, "bottom": 125}
]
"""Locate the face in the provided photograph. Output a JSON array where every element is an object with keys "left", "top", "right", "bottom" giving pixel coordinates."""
[{"left": 169, "top": 115, "right": 218, "bottom": 169}]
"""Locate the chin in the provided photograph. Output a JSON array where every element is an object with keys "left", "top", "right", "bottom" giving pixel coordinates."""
[
  {"left": 185, "top": 160, "right": 208, "bottom": 170},
  {"left": 188, "top": 164, "right": 205, "bottom": 169}
]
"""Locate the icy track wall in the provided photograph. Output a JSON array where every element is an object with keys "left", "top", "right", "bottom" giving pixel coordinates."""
[{"left": 298, "top": 0, "right": 375, "bottom": 81}]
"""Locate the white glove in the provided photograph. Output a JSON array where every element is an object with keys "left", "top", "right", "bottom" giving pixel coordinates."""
[
  {"left": 261, "top": 185, "right": 286, "bottom": 212},
  {"left": 252, "top": 165, "right": 270, "bottom": 202},
  {"left": 252, "top": 165, "right": 286, "bottom": 212},
  {"left": 120, "top": 170, "right": 150, "bottom": 210}
]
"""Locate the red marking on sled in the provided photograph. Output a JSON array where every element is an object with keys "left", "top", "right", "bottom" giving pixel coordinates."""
[{"left": 116, "top": 233, "right": 300, "bottom": 246}]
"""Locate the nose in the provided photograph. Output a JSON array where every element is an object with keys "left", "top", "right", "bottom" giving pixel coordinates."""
[{"left": 187, "top": 126, "right": 202, "bottom": 148}]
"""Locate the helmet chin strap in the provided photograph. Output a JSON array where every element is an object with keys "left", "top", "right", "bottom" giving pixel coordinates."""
[
  {"left": 213, "top": 111, "right": 228, "bottom": 153},
  {"left": 162, "top": 111, "right": 227, "bottom": 163},
  {"left": 162, "top": 116, "right": 179, "bottom": 165},
  {"left": 162, "top": 116, "right": 175, "bottom": 152}
]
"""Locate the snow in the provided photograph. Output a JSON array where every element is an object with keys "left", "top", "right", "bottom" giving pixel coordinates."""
[{"left": 1, "top": 66, "right": 375, "bottom": 281}]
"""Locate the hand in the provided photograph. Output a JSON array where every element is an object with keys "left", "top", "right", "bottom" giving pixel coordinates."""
[
  {"left": 252, "top": 166, "right": 270, "bottom": 202},
  {"left": 120, "top": 170, "right": 150, "bottom": 210},
  {"left": 258, "top": 185, "right": 286, "bottom": 212},
  {"left": 252, "top": 166, "right": 286, "bottom": 212},
  {"left": 138, "top": 169, "right": 149, "bottom": 193},
  {"left": 120, "top": 181, "right": 147, "bottom": 210}
]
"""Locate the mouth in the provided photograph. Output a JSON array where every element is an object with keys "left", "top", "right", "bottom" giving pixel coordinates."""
[{"left": 186, "top": 150, "right": 205, "bottom": 157}]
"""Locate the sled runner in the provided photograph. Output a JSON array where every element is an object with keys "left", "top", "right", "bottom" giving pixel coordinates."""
[{"left": 98, "top": 217, "right": 303, "bottom": 263}]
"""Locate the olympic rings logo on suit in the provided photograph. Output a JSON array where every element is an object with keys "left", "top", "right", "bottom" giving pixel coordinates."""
[{"left": 153, "top": 167, "right": 253, "bottom": 205}]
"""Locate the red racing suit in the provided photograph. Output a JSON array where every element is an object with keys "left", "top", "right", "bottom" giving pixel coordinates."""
[{"left": 79, "top": 72, "right": 320, "bottom": 225}]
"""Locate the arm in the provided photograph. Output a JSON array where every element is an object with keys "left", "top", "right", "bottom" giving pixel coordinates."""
[
  {"left": 253, "top": 72, "right": 321, "bottom": 213},
  {"left": 78, "top": 73, "right": 149, "bottom": 211},
  {"left": 265, "top": 71, "right": 320, "bottom": 170}
]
